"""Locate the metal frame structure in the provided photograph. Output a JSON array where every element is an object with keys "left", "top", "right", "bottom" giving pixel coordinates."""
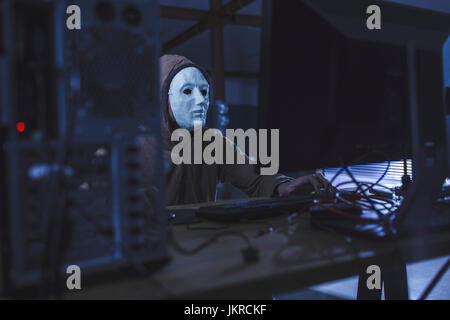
[{"left": 159, "top": 0, "right": 260, "bottom": 101}]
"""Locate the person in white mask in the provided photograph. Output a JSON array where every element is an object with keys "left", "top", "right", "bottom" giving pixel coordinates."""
[{"left": 141, "top": 54, "right": 330, "bottom": 206}]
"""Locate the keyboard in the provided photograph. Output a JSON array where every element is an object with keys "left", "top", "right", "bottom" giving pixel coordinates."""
[{"left": 195, "top": 194, "right": 320, "bottom": 222}]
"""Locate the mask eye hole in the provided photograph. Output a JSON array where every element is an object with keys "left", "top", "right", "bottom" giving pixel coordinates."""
[
  {"left": 183, "top": 88, "right": 192, "bottom": 95},
  {"left": 201, "top": 89, "right": 207, "bottom": 97}
]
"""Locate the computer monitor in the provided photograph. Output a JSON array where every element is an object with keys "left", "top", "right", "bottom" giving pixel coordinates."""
[{"left": 258, "top": 0, "right": 449, "bottom": 174}]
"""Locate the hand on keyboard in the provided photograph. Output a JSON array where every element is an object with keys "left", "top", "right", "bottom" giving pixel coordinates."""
[{"left": 276, "top": 173, "right": 332, "bottom": 197}]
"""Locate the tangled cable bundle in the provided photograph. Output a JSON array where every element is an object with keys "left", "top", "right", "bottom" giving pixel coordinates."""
[{"left": 306, "top": 164, "right": 400, "bottom": 229}]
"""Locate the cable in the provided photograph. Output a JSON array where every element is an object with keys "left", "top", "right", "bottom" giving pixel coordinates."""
[
  {"left": 368, "top": 160, "right": 391, "bottom": 191},
  {"left": 168, "top": 228, "right": 252, "bottom": 256},
  {"left": 39, "top": 49, "right": 79, "bottom": 299},
  {"left": 335, "top": 194, "right": 373, "bottom": 210},
  {"left": 328, "top": 151, "right": 392, "bottom": 187},
  {"left": 418, "top": 258, "right": 450, "bottom": 300},
  {"left": 335, "top": 180, "right": 400, "bottom": 216},
  {"left": 329, "top": 166, "right": 346, "bottom": 186},
  {"left": 342, "top": 168, "right": 389, "bottom": 221},
  {"left": 333, "top": 180, "right": 400, "bottom": 218},
  {"left": 316, "top": 204, "right": 382, "bottom": 223},
  {"left": 335, "top": 180, "right": 393, "bottom": 193},
  {"left": 315, "top": 170, "right": 400, "bottom": 240}
]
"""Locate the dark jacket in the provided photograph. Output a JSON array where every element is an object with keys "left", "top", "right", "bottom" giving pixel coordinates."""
[{"left": 141, "top": 54, "right": 292, "bottom": 206}]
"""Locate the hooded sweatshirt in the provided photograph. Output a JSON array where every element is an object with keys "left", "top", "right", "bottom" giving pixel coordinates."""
[{"left": 141, "top": 54, "right": 292, "bottom": 206}]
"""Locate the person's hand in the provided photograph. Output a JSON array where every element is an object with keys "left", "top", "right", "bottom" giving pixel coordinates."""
[{"left": 276, "top": 173, "right": 331, "bottom": 197}]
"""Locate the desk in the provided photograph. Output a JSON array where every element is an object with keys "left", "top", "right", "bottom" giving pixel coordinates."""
[{"left": 68, "top": 199, "right": 450, "bottom": 300}]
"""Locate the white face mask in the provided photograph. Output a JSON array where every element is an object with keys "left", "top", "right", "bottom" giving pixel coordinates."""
[{"left": 168, "top": 67, "right": 210, "bottom": 130}]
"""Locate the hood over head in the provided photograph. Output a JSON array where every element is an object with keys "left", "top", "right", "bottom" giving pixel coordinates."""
[{"left": 159, "top": 54, "right": 214, "bottom": 150}]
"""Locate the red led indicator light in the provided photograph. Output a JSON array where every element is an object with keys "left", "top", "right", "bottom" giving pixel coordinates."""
[{"left": 16, "top": 122, "right": 25, "bottom": 133}]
